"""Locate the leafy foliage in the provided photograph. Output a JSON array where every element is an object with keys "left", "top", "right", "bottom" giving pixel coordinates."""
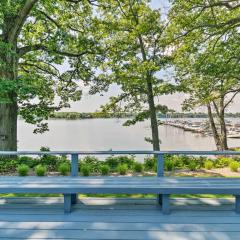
[
  {"left": 35, "top": 165, "right": 47, "bottom": 176},
  {"left": 88, "top": 0, "right": 175, "bottom": 150},
  {"left": 17, "top": 164, "right": 30, "bottom": 176},
  {"left": 204, "top": 161, "right": 214, "bottom": 170},
  {"left": 0, "top": 0, "right": 102, "bottom": 135},
  {"left": 229, "top": 161, "right": 239, "bottom": 172},
  {"left": 58, "top": 163, "right": 70, "bottom": 176},
  {"left": 134, "top": 162, "right": 143, "bottom": 173},
  {"left": 81, "top": 165, "right": 91, "bottom": 176},
  {"left": 144, "top": 157, "right": 156, "bottom": 171},
  {"left": 100, "top": 165, "right": 110, "bottom": 176},
  {"left": 118, "top": 164, "right": 128, "bottom": 175},
  {"left": 167, "top": 0, "right": 240, "bottom": 150}
]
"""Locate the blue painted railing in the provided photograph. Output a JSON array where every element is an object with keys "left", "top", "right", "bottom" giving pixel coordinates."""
[{"left": 0, "top": 150, "right": 239, "bottom": 178}]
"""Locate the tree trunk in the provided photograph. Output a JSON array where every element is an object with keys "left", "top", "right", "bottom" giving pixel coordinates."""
[
  {"left": 219, "top": 113, "right": 228, "bottom": 150},
  {"left": 0, "top": 1, "right": 37, "bottom": 152},
  {"left": 219, "top": 98, "right": 228, "bottom": 150},
  {"left": 207, "top": 104, "right": 222, "bottom": 150},
  {"left": 212, "top": 98, "right": 228, "bottom": 151},
  {"left": 146, "top": 74, "right": 160, "bottom": 151},
  {"left": 138, "top": 35, "right": 160, "bottom": 151},
  {"left": 0, "top": 41, "right": 18, "bottom": 151},
  {"left": 0, "top": 103, "right": 18, "bottom": 151}
]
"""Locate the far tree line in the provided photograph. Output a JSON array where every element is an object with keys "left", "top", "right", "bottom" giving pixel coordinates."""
[
  {"left": 49, "top": 112, "right": 240, "bottom": 120},
  {"left": 1, "top": 0, "right": 240, "bottom": 152}
]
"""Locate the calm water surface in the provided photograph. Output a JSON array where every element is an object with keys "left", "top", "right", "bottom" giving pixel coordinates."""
[{"left": 18, "top": 118, "right": 240, "bottom": 152}]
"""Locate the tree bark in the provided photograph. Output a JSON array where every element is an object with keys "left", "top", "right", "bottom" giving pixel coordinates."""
[
  {"left": 0, "top": 103, "right": 18, "bottom": 151},
  {"left": 146, "top": 74, "right": 160, "bottom": 151},
  {"left": 138, "top": 35, "right": 160, "bottom": 151},
  {"left": 1, "top": 29, "right": 18, "bottom": 152},
  {"left": 207, "top": 103, "right": 222, "bottom": 150},
  {"left": 219, "top": 97, "right": 228, "bottom": 150},
  {"left": 0, "top": 49, "right": 18, "bottom": 151},
  {"left": 0, "top": 1, "right": 37, "bottom": 151},
  {"left": 212, "top": 98, "right": 228, "bottom": 150}
]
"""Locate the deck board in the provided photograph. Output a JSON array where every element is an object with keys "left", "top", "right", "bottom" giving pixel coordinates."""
[
  {"left": 1, "top": 177, "right": 240, "bottom": 195},
  {"left": 0, "top": 198, "right": 239, "bottom": 239}
]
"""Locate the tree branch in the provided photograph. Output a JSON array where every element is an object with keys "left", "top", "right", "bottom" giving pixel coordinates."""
[
  {"left": 224, "top": 90, "right": 240, "bottom": 109},
  {"left": 37, "top": 10, "right": 62, "bottom": 29},
  {"left": 8, "top": 0, "right": 38, "bottom": 42},
  {"left": 18, "top": 44, "right": 95, "bottom": 57},
  {"left": 212, "top": 100, "right": 221, "bottom": 118}
]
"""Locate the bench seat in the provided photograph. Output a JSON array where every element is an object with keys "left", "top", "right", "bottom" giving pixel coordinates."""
[{"left": 0, "top": 176, "right": 240, "bottom": 214}]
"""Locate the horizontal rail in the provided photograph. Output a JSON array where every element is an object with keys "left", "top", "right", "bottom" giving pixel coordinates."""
[
  {"left": 1, "top": 149, "right": 239, "bottom": 203},
  {"left": 0, "top": 151, "right": 240, "bottom": 204},
  {"left": 0, "top": 150, "right": 239, "bottom": 156}
]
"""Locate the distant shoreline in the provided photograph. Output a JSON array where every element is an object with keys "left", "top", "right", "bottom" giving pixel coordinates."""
[
  {"left": 17, "top": 112, "right": 240, "bottom": 121},
  {"left": 49, "top": 112, "right": 240, "bottom": 120}
]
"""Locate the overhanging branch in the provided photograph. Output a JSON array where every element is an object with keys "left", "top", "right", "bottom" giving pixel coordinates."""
[
  {"left": 8, "top": 0, "right": 38, "bottom": 42},
  {"left": 18, "top": 44, "right": 95, "bottom": 57}
]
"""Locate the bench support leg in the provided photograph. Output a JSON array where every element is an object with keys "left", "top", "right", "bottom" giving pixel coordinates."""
[
  {"left": 236, "top": 195, "right": 240, "bottom": 213},
  {"left": 71, "top": 194, "right": 78, "bottom": 205},
  {"left": 64, "top": 194, "right": 72, "bottom": 214},
  {"left": 157, "top": 194, "right": 162, "bottom": 206},
  {"left": 162, "top": 194, "right": 170, "bottom": 215}
]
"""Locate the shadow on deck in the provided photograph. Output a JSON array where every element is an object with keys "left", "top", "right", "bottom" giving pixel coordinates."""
[{"left": 0, "top": 197, "right": 238, "bottom": 239}]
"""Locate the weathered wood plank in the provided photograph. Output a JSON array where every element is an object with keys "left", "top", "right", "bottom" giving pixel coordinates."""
[
  {"left": 0, "top": 229, "right": 239, "bottom": 240},
  {"left": 2, "top": 222, "right": 240, "bottom": 232},
  {"left": 1, "top": 176, "right": 240, "bottom": 214},
  {"left": 2, "top": 214, "right": 240, "bottom": 224}
]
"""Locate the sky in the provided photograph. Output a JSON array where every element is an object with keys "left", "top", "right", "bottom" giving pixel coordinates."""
[{"left": 63, "top": 0, "right": 239, "bottom": 113}]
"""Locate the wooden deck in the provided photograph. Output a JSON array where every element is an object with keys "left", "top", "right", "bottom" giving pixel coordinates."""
[{"left": 0, "top": 197, "right": 239, "bottom": 239}]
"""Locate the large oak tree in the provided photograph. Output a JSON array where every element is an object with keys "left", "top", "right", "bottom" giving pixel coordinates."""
[{"left": 0, "top": 0, "right": 100, "bottom": 151}]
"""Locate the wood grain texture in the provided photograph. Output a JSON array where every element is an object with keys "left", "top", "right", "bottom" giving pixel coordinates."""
[{"left": 0, "top": 198, "right": 239, "bottom": 239}]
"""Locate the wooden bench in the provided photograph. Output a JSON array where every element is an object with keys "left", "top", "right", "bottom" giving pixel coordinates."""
[{"left": 1, "top": 176, "right": 240, "bottom": 214}]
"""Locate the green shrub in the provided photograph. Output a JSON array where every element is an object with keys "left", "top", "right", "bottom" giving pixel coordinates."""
[
  {"left": 0, "top": 158, "right": 18, "bottom": 173},
  {"left": 115, "top": 156, "right": 135, "bottom": 169},
  {"left": 165, "top": 159, "right": 174, "bottom": 171},
  {"left": 204, "top": 160, "right": 214, "bottom": 170},
  {"left": 19, "top": 156, "right": 37, "bottom": 168},
  {"left": 81, "top": 156, "right": 100, "bottom": 173},
  {"left": 229, "top": 161, "right": 239, "bottom": 172},
  {"left": 81, "top": 165, "right": 91, "bottom": 176},
  {"left": 100, "top": 165, "right": 110, "bottom": 176},
  {"left": 40, "top": 155, "right": 58, "bottom": 171},
  {"left": 35, "top": 165, "right": 47, "bottom": 176},
  {"left": 215, "top": 157, "right": 233, "bottom": 168},
  {"left": 144, "top": 157, "right": 156, "bottom": 171},
  {"left": 188, "top": 161, "right": 198, "bottom": 171},
  {"left": 170, "top": 156, "right": 183, "bottom": 169},
  {"left": 104, "top": 157, "right": 119, "bottom": 171},
  {"left": 134, "top": 162, "right": 143, "bottom": 173},
  {"left": 105, "top": 156, "right": 135, "bottom": 171},
  {"left": 58, "top": 163, "right": 70, "bottom": 176},
  {"left": 177, "top": 155, "right": 191, "bottom": 167},
  {"left": 17, "top": 164, "right": 29, "bottom": 176},
  {"left": 197, "top": 156, "right": 208, "bottom": 168},
  {"left": 118, "top": 164, "right": 128, "bottom": 175}
]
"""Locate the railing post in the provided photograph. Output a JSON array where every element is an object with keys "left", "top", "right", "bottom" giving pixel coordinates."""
[
  {"left": 157, "top": 154, "right": 164, "bottom": 205},
  {"left": 157, "top": 154, "right": 164, "bottom": 177},
  {"left": 71, "top": 154, "right": 79, "bottom": 204}
]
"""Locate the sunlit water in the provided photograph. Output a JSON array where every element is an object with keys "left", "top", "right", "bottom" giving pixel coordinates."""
[{"left": 18, "top": 119, "right": 240, "bottom": 154}]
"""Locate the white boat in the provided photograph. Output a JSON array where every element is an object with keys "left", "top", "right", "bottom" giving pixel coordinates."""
[
  {"left": 228, "top": 129, "right": 240, "bottom": 138},
  {"left": 228, "top": 134, "right": 240, "bottom": 138}
]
